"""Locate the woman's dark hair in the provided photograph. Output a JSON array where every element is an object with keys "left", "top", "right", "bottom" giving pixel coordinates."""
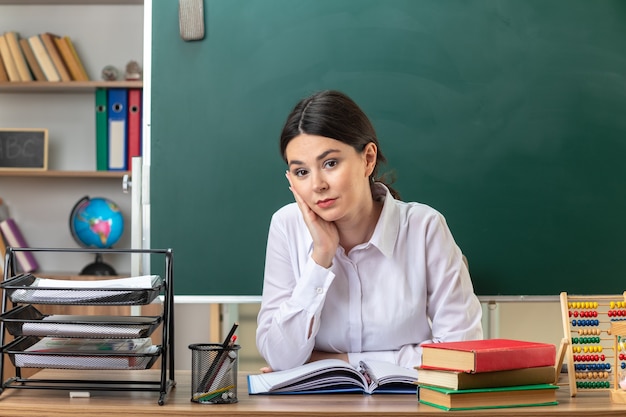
[{"left": 279, "top": 90, "right": 400, "bottom": 199}]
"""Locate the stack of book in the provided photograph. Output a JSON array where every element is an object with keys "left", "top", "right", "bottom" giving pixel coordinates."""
[
  {"left": 416, "top": 338, "right": 559, "bottom": 411},
  {"left": 0, "top": 30, "right": 88, "bottom": 83}
]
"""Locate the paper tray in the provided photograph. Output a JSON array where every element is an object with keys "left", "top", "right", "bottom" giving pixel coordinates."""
[
  {"left": 4, "top": 336, "right": 161, "bottom": 370},
  {"left": 0, "top": 274, "right": 164, "bottom": 305},
  {"left": 1, "top": 305, "right": 162, "bottom": 339}
]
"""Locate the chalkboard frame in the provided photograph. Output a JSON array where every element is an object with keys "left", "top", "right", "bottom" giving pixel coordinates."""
[{"left": 0, "top": 128, "right": 48, "bottom": 171}]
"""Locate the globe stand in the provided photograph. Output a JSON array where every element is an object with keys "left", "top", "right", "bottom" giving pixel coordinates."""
[{"left": 80, "top": 253, "right": 117, "bottom": 276}]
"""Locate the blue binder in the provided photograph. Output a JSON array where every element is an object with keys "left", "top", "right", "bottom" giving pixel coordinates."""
[{"left": 107, "top": 88, "right": 128, "bottom": 170}]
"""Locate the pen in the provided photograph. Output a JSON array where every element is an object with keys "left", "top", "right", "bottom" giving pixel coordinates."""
[
  {"left": 207, "top": 336, "right": 238, "bottom": 391},
  {"left": 199, "top": 322, "right": 238, "bottom": 390},
  {"left": 359, "top": 361, "right": 378, "bottom": 387},
  {"left": 206, "top": 335, "right": 237, "bottom": 390},
  {"left": 221, "top": 323, "right": 239, "bottom": 350}
]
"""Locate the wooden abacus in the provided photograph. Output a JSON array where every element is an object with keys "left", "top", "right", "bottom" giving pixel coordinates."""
[
  {"left": 560, "top": 291, "right": 626, "bottom": 397},
  {"left": 609, "top": 321, "right": 626, "bottom": 404}
]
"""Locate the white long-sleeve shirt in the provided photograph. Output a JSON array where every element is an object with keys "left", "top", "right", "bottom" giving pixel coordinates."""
[{"left": 256, "top": 184, "right": 483, "bottom": 371}]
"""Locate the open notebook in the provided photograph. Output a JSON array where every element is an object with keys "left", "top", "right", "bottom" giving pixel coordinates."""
[{"left": 248, "top": 358, "right": 418, "bottom": 395}]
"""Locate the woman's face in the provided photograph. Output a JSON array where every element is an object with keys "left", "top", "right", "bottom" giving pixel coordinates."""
[{"left": 285, "top": 134, "right": 376, "bottom": 223}]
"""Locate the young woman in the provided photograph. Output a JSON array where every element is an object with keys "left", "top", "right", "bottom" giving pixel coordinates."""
[{"left": 256, "top": 90, "right": 483, "bottom": 372}]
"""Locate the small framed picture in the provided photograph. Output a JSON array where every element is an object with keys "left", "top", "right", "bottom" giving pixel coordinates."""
[{"left": 0, "top": 128, "right": 48, "bottom": 170}]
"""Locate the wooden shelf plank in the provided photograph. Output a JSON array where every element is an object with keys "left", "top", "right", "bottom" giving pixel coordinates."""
[
  {"left": 0, "top": 170, "right": 129, "bottom": 178},
  {"left": 0, "top": 1, "right": 142, "bottom": 5},
  {"left": 0, "top": 81, "right": 142, "bottom": 94}
]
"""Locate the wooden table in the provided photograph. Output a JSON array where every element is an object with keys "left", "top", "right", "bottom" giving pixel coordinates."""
[{"left": 0, "top": 369, "right": 625, "bottom": 416}]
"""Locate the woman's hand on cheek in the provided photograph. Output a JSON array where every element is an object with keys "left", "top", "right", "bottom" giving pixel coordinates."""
[
  {"left": 286, "top": 171, "right": 317, "bottom": 224},
  {"left": 286, "top": 171, "right": 339, "bottom": 268}
]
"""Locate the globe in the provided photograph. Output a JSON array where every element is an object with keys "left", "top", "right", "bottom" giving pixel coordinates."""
[
  {"left": 69, "top": 196, "right": 124, "bottom": 275},
  {"left": 70, "top": 196, "right": 124, "bottom": 248}
]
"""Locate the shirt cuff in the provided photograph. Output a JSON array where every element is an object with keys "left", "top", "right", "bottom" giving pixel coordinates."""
[{"left": 290, "top": 257, "right": 335, "bottom": 311}]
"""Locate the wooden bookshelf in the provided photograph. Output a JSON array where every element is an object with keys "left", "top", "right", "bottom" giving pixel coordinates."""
[
  {"left": 0, "top": 0, "right": 142, "bottom": 274},
  {"left": 0, "top": 81, "right": 142, "bottom": 93}
]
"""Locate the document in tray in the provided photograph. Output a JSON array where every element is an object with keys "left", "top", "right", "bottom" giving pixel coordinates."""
[
  {"left": 21, "top": 315, "right": 157, "bottom": 338},
  {"left": 25, "top": 336, "right": 153, "bottom": 352},
  {"left": 21, "top": 275, "right": 160, "bottom": 303},
  {"left": 14, "top": 337, "right": 158, "bottom": 369}
]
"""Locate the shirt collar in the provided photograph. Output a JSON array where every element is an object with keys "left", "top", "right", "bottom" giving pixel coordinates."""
[{"left": 368, "top": 182, "right": 400, "bottom": 258}]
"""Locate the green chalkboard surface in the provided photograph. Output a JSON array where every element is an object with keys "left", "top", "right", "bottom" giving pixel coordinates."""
[{"left": 151, "top": 0, "right": 626, "bottom": 296}]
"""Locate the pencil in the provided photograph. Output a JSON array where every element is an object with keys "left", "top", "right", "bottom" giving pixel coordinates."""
[
  {"left": 207, "top": 335, "right": 238, "bottom": 391},
  {"left": 198, "top": 322, "right": 238, "bottom": 390}
]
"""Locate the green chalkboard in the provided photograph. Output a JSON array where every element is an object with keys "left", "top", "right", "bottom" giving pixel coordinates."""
[{"left": 151, "top": 0, "right": 626, "bottom": 296}]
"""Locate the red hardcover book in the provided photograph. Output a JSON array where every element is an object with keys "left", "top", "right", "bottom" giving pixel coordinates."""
[
  {"left": 421, "top": 339, "right": 556, "bottom": 373},
  {"left": 0, "top": 218, "right": 39, "bottom": 273},
  {"left": 126, "top": 88, "right": 142, "bottom": 169}
]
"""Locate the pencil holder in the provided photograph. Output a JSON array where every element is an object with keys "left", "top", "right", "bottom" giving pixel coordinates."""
[{"left": 189, "top": 343, "right": 241, "bottom": 404}]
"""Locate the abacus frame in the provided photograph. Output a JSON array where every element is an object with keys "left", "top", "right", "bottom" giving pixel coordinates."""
[
  {"left": 609, "top": 321, "right": 626, "bottom": 404},
  {"left": 560, "top": 291, "right": 626, "bottom": 397}
]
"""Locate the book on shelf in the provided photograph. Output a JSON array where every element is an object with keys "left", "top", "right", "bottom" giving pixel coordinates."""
[
  {"left": 0, "top": 218, "right": 39, "bottom": 273},
  {"left": 53, "top": 35, "right": 88, "bottom": 81},
  {"left": 63, "top": 35, "right": 89, "bottom": 80},
  {"left": 418, "top": 383, "right": 558, "bottom": 411},
  {"left": 0, "top": 228, "right": 6, "bottom": 276},
  {"left": 39, "top": 33, "right": 71, "bottom": 82},
  {"left": 247, "top": 358, "right": 418, "bottom": 395},
  {"left": 421, "top": 339, "right": 556, "bottom": 373},
  {"left": 0, "top": 34, "right": 20, "bottom": 82},
  {"left": 4, "top": 31, "right": 32, "bottom": 81},
  {"left": 18, "top": 38, "right": 46, "bottom": 81},
  {"left": 415, "top": 365, "right": 556, "bottom": 391},
  {"left": 27, "top": 35, "right": 60, "bottom": 82},
  {"left": 0, "top": 51, "right": 8, "bottom": 82}
]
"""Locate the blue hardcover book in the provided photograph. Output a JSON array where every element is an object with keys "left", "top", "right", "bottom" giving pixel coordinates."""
[{"left": 107, "top": 88, "right": 128, "bottom": 171}]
